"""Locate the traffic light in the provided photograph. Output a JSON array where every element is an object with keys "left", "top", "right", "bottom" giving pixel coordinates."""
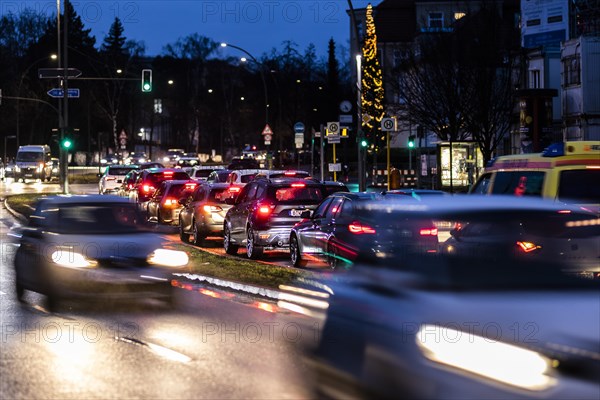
[
  {"left": 360, "top": 139, "right": 368, "bottom": 148},
  {"left": 141, "top": 69, "right": 152, "bottom": 92},
  {"left": 408, "top": 135, "right": 416, "bottom": 148},
  {"left": 61, "top": 137, "right": 73, "bottom": 150}
]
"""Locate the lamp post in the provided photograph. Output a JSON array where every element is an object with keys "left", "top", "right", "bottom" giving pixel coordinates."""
[
  {"left": 220, "top": 43, "right": 269, "bottom": 127},
  {"left": 16, "top": 54, "right": 58, "bottom": 147},
  {"left": 356, "top": 54, "right": 366, "bottom": 192}
]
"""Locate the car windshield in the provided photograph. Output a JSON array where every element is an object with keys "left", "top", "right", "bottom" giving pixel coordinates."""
[
  {"left": 268, "top": 185, "right": 324, "bottom": 204},
  {"left": 16, "top": 151, "right": 43, "bottom": 162},
  {"left": 56, "top": 203, "right": 145, "bottom": 234}
]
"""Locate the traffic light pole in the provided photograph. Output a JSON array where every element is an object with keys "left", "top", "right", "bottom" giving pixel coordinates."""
[{"left": 61, "top": 0, "right": 70, "bottom": 194}]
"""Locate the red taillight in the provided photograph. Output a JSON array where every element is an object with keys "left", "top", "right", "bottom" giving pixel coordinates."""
[
  {"left": 163, "top": 171, "right": 174, "bottom": 177},
  {"left": 229, "top": 186, "right": 241, "bottom": 194},
  {"left": 557, "top": 210, "right": 571, "bottom": 214},
  {"left": 348, "top": 221, "right": 376, "bottom": 234},
  {"left": 203, "top": 205, "right": 223, "bottom": 213},
  {"left": 185, "top": 183, "right": 197, "bottom": 190},
  {"left": 106, "top": 177, "right": 116, "bottom": 181},
  {"left": 284, "top": 171, "right": 296, "bottom": 176},
  {"left": 258, "top": 206, "right": 272, "bottom": 215},
  {"left": 127, "top": 184, "right": 133, "bottom": 189},
  {"left": 163, "top": 197, "right": 177, "bottom": 207},
  {"left": 516, "top": 241, "right": 541, "bottom": 253},
  {"left": 291, "top": 182, "right": 306, "bottom": 188},
  {"left": 142, "top": 184, "right": 155, "bottom": 193},
  {"left": 419, "top": 228, "right": 438, "bottom": 236}
]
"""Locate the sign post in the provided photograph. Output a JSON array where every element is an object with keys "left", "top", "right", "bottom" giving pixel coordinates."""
[{"left": 381, "top": 117, "right": 397, "bottom": 190}]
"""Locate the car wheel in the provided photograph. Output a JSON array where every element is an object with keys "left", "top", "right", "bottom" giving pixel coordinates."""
[
  {"left": 290, "top": 234, "right": 304, "bottom": 268},
  {"left": 223, "top": 224, "right": 239, "bottom": 255},
  {"left": 192, "top": 220, "right": 205, "bottom": 246},
  {"left": 179, "top": 218, "right": 190, "bottom": 243},
  {"left": 246, "top": 227, "right": 263, "bottom": 259}
]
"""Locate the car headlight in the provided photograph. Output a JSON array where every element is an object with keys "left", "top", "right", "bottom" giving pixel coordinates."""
[
  {"left": 416, "top": 324, "right": 556, "bottom": 391},
  {"left": 147, "top": 249, "right": 189, "bottom": 267},
  {"left": 163, "top": 157, "right": 170, "bottom": 162},
  {"left": 51, "top": 250, "right": 97, "bottom": 269},
  {"left": 14, "top": 166, "right": 20, "bottom": 172}
]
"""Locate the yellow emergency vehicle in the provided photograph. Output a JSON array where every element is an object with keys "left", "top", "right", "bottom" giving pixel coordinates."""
[{"left": 470, "top": 141, "right": 600, "bottom": 212}]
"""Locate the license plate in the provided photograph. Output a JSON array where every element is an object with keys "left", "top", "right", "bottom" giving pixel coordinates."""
[{"left": 289, "top": 209, "right": 303, "bottom": 217}]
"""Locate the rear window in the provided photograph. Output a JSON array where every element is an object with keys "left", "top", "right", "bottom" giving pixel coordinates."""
[
  {"left": 209, "top": 188, "right": 229, "bottom": 202},
  {"left": 241, "top": 174, "right": 257, "bottom": 183},
  {"left": 194, "top": 169, "right": 213, "bottom": 178},
  {"left": 108, "top": 167, "right": 136, "bottom": 176},
  {"left": 268, "top": 185, "right": 324, "bottom": 204},
  {"left": 147, "top": 171, "right": 190, "bottom": 184},
  {"left": 268, "top": 172, "right": 310, "bottom": 179},
  {"left": 166, "top": 183, "right": 197, "bottom": 198},
  {"left": 558, "top": 169, "right": 600, "bottom": 204},
  {"left": 491, "top": 171, "right": 544, "bottom": 197}
]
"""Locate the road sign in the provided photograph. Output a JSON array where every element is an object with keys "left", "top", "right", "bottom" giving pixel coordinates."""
[
  {"left": 265, "top": 140, "right": 271, "bottom": 145},
  {"left": 47, "top": 88, "right": 80, "bottom": 98},
  {"left": 339, "top": 114, "right": 353, "bottom": 125},
  {"left": 327, "top": 135, "right": 340, "bottom": 144},
  {"left": 362, "top": 114, "right": 372, "bottom": 124},
  {"left": 264, "top": 134, "right": 272, "bottom": 141},
  {"left": 340, "top": 101, "right": 352, "bottom": 113},
  {"left": 262, "top": 124, "right": 273, "bottom": 135},
  {"left": 381, "top": 117, "right": 397, "bottom": 131},
  {"left": 326, "top": 122, "right": 339, "bottom": 136},
  {"left": 293, "top": 122, "right": 305, "bottom": 134},
  {"left": 314, "top": 131, "right": 321, "bottom": 138},
  {"left": 38, "top": 68, "right": 82, "bottom": 79},
  {"left": 328, "top": 163, "right": 341, "bottom": 172}
]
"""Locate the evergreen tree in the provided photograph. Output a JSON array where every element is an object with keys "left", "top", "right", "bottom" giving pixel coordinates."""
[
  {"left": 101, "top": 17, "right": 127, "bottom": 58},
  {"left": 361, "top": 3, "right": 385, "bottom": 149}
]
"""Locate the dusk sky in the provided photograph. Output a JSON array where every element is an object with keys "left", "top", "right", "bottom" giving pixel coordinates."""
[{"left": 11, "top": 1, "right": 379, "bottom": 58}]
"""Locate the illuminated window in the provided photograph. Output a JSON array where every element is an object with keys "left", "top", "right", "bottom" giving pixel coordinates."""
[{"left": 454, "top": 12, "right": 466, "bottom": 20}]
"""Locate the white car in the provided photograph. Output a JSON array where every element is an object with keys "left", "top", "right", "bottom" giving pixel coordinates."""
[
  {"left": 189, "top": 165, "right": 226, "bottom": 182},
  {"left": 99, "top": 165, "right": 138, "bottom": 194}
]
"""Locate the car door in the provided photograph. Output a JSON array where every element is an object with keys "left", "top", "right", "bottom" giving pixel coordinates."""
[
  {"left": 147, "top": 183, "right": 166, "bottom": 221},
  {"left": 298, "top": 197, "right": 334, "bottom": 254},
  {"left": 190, "top": 185, "right": 207, "bottom": 225},
  {"left": 316, "top": 196, "right": 344, "bottom": 256},
  {"left": 228, "top": 183, "right": 256, "bottom": 239}
]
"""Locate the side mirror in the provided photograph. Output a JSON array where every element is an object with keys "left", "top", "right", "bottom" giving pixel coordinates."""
[{"left": 300, "top": 210, "right": 312, "bottom": 219}]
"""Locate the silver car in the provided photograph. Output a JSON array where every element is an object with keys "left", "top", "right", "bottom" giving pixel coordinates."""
[{"left": 13, "top": 195, "right": 189, "bottom": 310}]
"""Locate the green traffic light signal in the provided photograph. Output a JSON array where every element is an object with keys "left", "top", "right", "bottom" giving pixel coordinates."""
[
  {"left": 360, "top": 139, "right": 368, "bottom": 148},
  {"left": 141, "top": 69, "right": 152, "bottom": 92},
  {"left": 408, "top": 135, "right": 415, "bottom": 148},
  {"left": 62, "top": 138, "right": 72, "bottom": 149}
]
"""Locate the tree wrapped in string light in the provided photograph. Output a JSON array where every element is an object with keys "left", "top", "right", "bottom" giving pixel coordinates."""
[{"left": 361, "top": 3, "right": 385, "bottom": 151}]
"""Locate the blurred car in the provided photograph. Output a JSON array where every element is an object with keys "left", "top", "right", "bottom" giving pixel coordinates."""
[
  {"left": 176, "top": 154, "right": 200, "bottom": 168},
  {"left": 308, "top": 196, "right": 600, "bottom": 399},
  {"left": 189, "top": 165, "right": 226, "bottom": 182},
  {"left": 179, "top": 182, "right": 234, "bottom": 245},
  {"left": 253, "top": 169, "right": 311, "bottom": 179},
  {"left": 130, "top": 168, "right": 191, "bottom": 211},
  {"left": 124, "top": 152, "right": 148, "bottom": 165},
  {"left": 13, "top": 195, "right": 189, "bottom": 310},
  {"left": 146, "top": 180, "right": 198, "bottom": 225},
  {"left": 223, "top": 178, "right": 328, "bottom": 259},
  {"left": 383, "top": 189, "right": 449, "bottom": 198},
  {"left": 49, "top": 157, "right": 59, "bottom": 181},
  {"left": 206, "top": 169, "right": 232, "bottom": 183},
  {"left": 227, "top": 157, "right": 260, "bottom": 170},
  {"left": 118, "top": 169, "right": 141, "bottom": 197},
  {"left": 99, "top": 165, "right": 138, "bottom": 194},
  {"left": 100, "top": 154, "right": 120, "bottom": 165},
  {"left": 3, "top": 161, "right": 15, "bottom": 179},
  {"left": 290, "top": 192, "right": 438, "bottom": 268},
  {"left": 138, "top": 161, "right": 165, "bottom": 170},
  {"left": 322, "top": 181, "right": 350, "bottom": 196},
  {"left": 162, "top": 148, "right": 185, "bottom": 167}
]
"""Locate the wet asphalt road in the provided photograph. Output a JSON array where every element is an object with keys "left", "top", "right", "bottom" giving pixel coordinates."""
[{"left": 0, "top": 181, "right": 321, "bottom": 399}]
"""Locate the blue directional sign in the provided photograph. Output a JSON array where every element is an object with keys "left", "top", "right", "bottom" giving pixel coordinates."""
[{"left": 47, "top": 88, "right": 80, "bottom": 98}]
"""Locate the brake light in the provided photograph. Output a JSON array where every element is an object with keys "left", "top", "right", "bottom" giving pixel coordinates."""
[
  {"left": 516, "top": 241, "right": 541, "bottom": 253},
  {"left": 258, "top": 206, "right": 272, "bottom": 215},
  {"left": 557, "top": 210, "right": 571, "bottom": 214},
  {"left": 163, "top": 197, "right": 177, "bottom": 207},
  {"left": 106, "top": 177, "right": 116, "bottom": 181},
  {"left": 127, "top": 184, "right": 133, "bottom": 189},
  {"left": 203, "top": 205, "right": 223, "bottom": 213},
  {"left": 185, "top": 182, "right": 197, "bottom": 190},
  {"left": 284, "top": 171, "right": 296, "bottom": 176},
  {"left": 163, "top": 171, "right": 174, "bottom": 177},
  {"left": 291, "top": 183, "right": 305, "bottom": 188},
  {"left": 142, "top": 184, "right": 155, "bottom": 193},
  {"left": 348, "top": 221, "right": 376, "bottom": 234},
  {"left": 419, "top": 228, "right": 438, "bottom": 236},
  {"left": 229, "top": 186, "right": 241, "bottom": 193}
]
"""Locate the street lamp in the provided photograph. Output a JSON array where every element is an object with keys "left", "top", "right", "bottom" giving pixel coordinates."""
[
  {"left": 16, "top": 54, "right": 58, "bottom": 147},
  {"left": 356, "top": 54, "right": 366, "bottom": 191},
  {"left": 220, "top": 42, "right": 269, "bottom": 127}
]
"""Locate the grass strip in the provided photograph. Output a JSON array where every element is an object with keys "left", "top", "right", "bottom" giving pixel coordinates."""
[{"left": 5, "top": 193, "right": 48, "bottom": 219}]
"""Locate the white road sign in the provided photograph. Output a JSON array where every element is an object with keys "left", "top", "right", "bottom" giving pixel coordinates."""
[
  {"left": 381, "top": 117, "right": 397, "bottom": 131},
  {"left": 326, "top": 122, "right": 339, "bottom": 135}
]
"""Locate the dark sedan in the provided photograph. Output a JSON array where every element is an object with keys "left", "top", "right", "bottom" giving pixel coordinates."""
[{"left": 146, "top": 180, "right": 198, "bottom": 225}]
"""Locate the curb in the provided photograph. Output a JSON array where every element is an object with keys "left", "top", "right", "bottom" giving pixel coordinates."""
[{"left": 3, "top": 196, "right": 28, "bottom": 224}]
